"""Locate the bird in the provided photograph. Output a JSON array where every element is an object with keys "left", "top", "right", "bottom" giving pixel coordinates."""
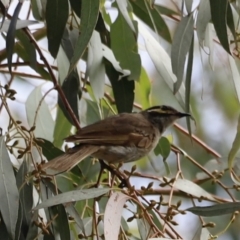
[{"left": 41, "top": 105, "right": 191, "bottom": 175}]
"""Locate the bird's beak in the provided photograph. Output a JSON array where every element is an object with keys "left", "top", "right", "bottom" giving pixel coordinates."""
[{"left": 177, "top": 112, "right": 191, "bottom": 118}]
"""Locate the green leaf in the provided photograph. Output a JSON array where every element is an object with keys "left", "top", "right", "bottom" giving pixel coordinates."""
[
  {"left": 154, "top": 137, "right": 171, "bottom": 160},
  {"left": 16, "top": 29, "right": 37, "bottom": 69},
  {"left": 86, "top": 31, "right": 105, "bottom": 101},
  {"left": 16, "top": 159, "right": 33, "bottom": 235},
  {"left": 46, "top": 0, "right": 69, "bottom": 58},
  {"left": 69, "top": 0, "right": 100, "bottom": 74},
  {"left": 51, "top": 205, "right": 70, "bottom": 240},
  {"left": 106, "top": 62, "right": 134, "bottom": 113},
  {"left": 115, "top": 0, "right": 136, "bottom": 32},
  {"left": 69, "top": 0, "right": 81, "bottom": 17},
  {"left": 226, "top": 2, "right": 236, "bottom": 46},
  {"left": 187, "top": 202, "right": 240, "bottom": 216},
  {"left": 185, "top": 34, "right": 194, "bottom": 137},
  {"left": 229, "top": 55, "right": 240, "bottom": 104},
  {"left": 0, "top": 136, "right": 19, "bottom": 240},
  {"left": 26, "top": 85, "right": 55, "bottom": 141},
  {"left": 58, "top": 69, "right": 80, "bottom": 125},
  {"left": 131, "top": 0, "right": 171, "bottom": 42},
  {"left": 162, "top": 178, "right": 215, "bottom": 201},
  {"left": 53, "top": 107, "right": 72, "bottom": 148},
  {"left": 171, "top": 14, "right": 194, "bottom": 94},
  {"left": 6, "top": 2, "right": 23, "bottom": 72},
  {"left": 139, "top": 22, "right": 186, "bottom": 109},
  {"left": 34, "top": 188, "right": 110, "bottom": 209},
  {"left": 110, "top": 8, "right": 141, "bottom": 80},
  {"left": 209, "top": 0, "right": 231, "bottom": 54},
  {"left": 37, "top": 138, "right": 64, "bottom": 161},
  {"left": 135, "top": 67, "right": 151, "bottom": 109},
  {"left": 228, "top": 114, "right": 240, "bottom": 171},
  {"left": 196, "top": 0, "right": 211, "bottom": 45}
]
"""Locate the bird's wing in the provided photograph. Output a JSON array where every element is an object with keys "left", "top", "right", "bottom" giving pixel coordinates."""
[
  {"left": 65, "top": 113, "right": 157, "bottom": 147},
  {"left": 41, "top": 145, "right": 99, "bottom": 175}
]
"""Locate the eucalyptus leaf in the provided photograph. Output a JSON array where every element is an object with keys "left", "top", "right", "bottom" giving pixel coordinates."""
[
  {"left": 34, "top": 188, "right": 110, "bottom": 209},
  {"left": 0, "top": 136, "right": 19, "bottom": 240},
  {"left": 171, "top": 14, "right": 194, "bottom": 94},
  {"left": 187, "top": 202, "right": 240, "bottom": 216}
]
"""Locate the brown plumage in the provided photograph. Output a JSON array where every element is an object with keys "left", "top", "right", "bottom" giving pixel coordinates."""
[{"left": 41, "top": 105, "right": 190, "bottom": 175}]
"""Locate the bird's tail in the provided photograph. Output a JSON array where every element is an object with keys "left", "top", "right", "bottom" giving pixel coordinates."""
[{"left": 41, "top": 145, "right": 99, "bottom": 175}]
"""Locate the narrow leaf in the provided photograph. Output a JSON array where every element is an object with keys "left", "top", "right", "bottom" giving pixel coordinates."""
[
  {"left": 131, "top": 0, "right": 171, "bottom": 42},
  {"left": 185, "top": 34, "right": 194, "bottom": 137},
  {"left": 104, "top": 192, "right": 130, "bottom": 240},
  {"left": 46, "top": 0, "right": 69, "bottom": 58},
  {"left": 171, "top": 14, "right": 194, "bottom": 94},
  {"left": 6, "top": 2, "right": 23, "bottom": 72},
  {"left": 16, "top": 159, "right": 33, "bottom": 236},
  {"left": 34, "top": 188, "right": 110, "bottom": 209},
  {"left": 26, "top": 85, "right": 55, "bottom": 141},
  {"left": 110, "top": 9, "right": 141, "bottom": 80},
  {"left": 209, "top": 0, "right": 231, "bottom": 54},
  {"left": 58, "top": 70, "right": 80, "bottom": 125},
  {"left": 86, "top": 31, "right": 105, "bottom": 101},
  {"left": 138, "top": 22, "right": 186, "bottom": 109},
  {"left": 116, "top": 0, "right": 136, "bottom": 32},
  {"left": 187, "top": 202, "right": 240, "bottom": 216},
  {"left": 161, "top": 178, "right": 215, "bottom": 200},
  {"left": 228, "top": 114, "right": 240, "bottom": 174},
  {"left": 69, "top": 0, "right": 100, "bottom": 74},
  {"left": 0, "top": 136, "right": 19, "bottom": 240},
  {"left": 106, "top": 62, "right": 134, "bottom": 113},
  {"left": 196, "top": 0, "right": 211, "bottom": 45}
]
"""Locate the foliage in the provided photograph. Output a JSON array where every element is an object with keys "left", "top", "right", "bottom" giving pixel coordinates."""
[{"left": 0, "top": 0, "right": 240, "bottom": 239}]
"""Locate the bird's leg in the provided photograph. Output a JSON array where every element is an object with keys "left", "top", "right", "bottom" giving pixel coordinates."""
[{"left": 98, "top": 160, "right": 129, "bottom": 188}]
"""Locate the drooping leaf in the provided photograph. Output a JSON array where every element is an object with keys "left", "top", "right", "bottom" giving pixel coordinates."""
[
  {"left": 104, "top": 192, "right": 130, "bottom": 240},
  {"left": 16, "top": 159, "right": 33, "bottom": 238},
  {"left": 154, "top": 137, "right": 171, "bottom": 160},
  {"left": 229, "top": 55, "right": 240, "bottom": 104},
  {"left": 135, "top": 67, "right": 151, "bottom": 109},
  {"left": 69, "top": 0, "right": 81, "bottom": 17},
  {"left": 196, "top": 0, "right": 211, "bottom": 45},
  {"left": 6, "top": 1, "right": 23, "bottom": 72},
  {"left": 86, "top": 31, "right": 105, "bottom": 101},
  {"left": 16, "top": 29, "right": 37, "bottom": 69},
  {"left": 0, "top": 0, "right": 7, "bottom": 30},
  {"left": 110, "top": 8, "right": 141, "bottom": 80},
  {"left": 105, "top": 61, "right": 134, "bottom": 113},
  {"left": 138, "top": 22, "right": 186, "bottom": 109},
  {"left": 226, "top": 2, "right": 236, "bottom": 47},
  {"left": 160, "top": 177, "right": 215, "bottom": 201},
  {"left": 53, "top": 107, "right": 72, "bottom": 148},
  {"left": 171, "top": 14, "right": 194, "bottom": 94},
  {"left": 131, "top": 0, "right": 171, "bottom": 42},
  {"left": 69, "top": 0, "right": 100, "bottom": 74},
  {"left": 26, "top": 85, "right": 55, "bottom": 141},
  {"left": 102, "top": 45, "right": 130, "bottom": 77},
  {"left": 228, "top": 113, "right": 240, "bottom": 181},
  {"left": 46, "top": 0, "right": 69, "bottom": 58},
  {"left": 187, "top": 202, "right": 240, "bottom": 216},
  {"left": 115, "top": 0, "right": 136, "bottom": 32},
  {"left": 36, "top": 138, "right": 64, "bottom": 161},
  {"left": 34, "top": 188, "right": 110, "bottom": 209},
  {"left": 185, "top": 34, "right": 194, "bottom": 137},
  {"left": 0, "top": 136, "right": 19, "bottom": 240},
  {"left": 58, "top": 70, "right": 80, "bottom": 126},
  {"left": 51, "top": 205, "right": 70, "bottom": 240},
  {"left": 209, "top": 0, "right": 231, "bottom": 54}
]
